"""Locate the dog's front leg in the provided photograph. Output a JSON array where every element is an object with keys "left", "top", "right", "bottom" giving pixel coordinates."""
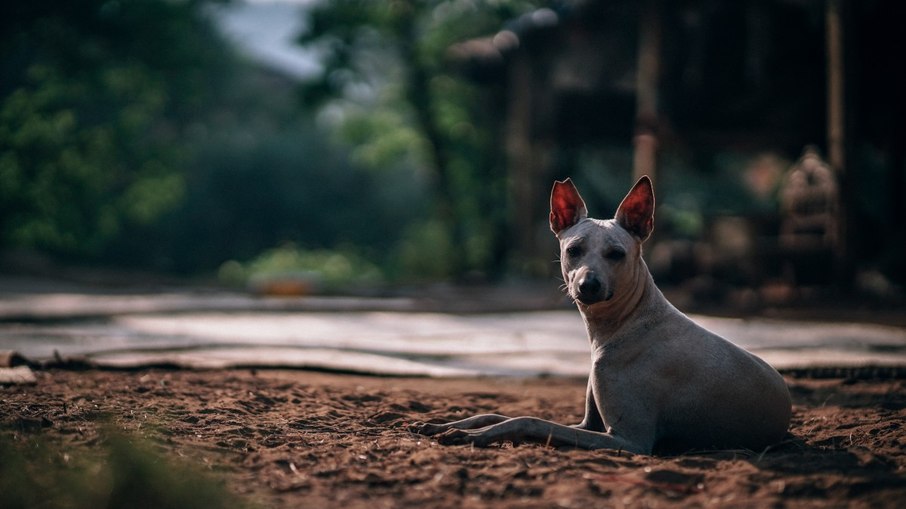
[
  {"left": 411, "top": 413, "right": 510, "bottom": 436},
  {"left": 572, "top": 375, "right": 605, "bottom": 431},
  {"left": 436, "top": 417, "right": 650, "bottom": 453}
]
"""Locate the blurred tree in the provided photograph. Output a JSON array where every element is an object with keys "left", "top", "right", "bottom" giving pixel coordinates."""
[
  {"left": 0, "top": 0, "right": 234, "bottom": 255},
  {"left": 297, "top": 0, "right": 542, "bottom": 279},
  {"left": 114, "top": 122, "right": 425, "bottom": 273}
]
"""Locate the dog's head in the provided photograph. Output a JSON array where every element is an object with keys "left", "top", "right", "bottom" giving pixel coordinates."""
[{"left": 550, "top": 176, "right": 654, "bottom": 307}]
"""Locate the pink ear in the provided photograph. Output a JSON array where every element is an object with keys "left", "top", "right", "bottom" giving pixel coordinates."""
[
  {"left": 615, "top": 176, "right": 655, "bottom": 241},
  {"left": 549, "top": 178, "right": 588, "bottom": 234}
]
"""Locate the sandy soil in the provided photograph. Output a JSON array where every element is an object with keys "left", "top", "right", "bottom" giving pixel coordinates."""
[{"left": 2, "top": 369, "right": 905, "bottom": 508}]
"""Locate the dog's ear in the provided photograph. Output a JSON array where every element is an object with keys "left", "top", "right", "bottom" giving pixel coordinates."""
[
  {"left": 615, "top": 175, "right": 655, "bottom": 241},
  {"left": 550, "top": 178, "right": 588, "bottom": 235}
]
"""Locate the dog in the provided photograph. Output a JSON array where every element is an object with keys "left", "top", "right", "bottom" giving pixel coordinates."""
[{"left": 413, "top": 176, "right": 792, "bottom": 454}]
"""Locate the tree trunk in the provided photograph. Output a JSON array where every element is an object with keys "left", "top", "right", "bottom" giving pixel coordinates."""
[{"left": 397, "top": 8, "right": 467, "bottom": 278}]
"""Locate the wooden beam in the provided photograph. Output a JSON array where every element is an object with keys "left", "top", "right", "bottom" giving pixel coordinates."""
[
  {"left": 633, "top": 0, "right": 662, "bottom": 184},
  {"left": 826, "top": 0, "right": 845, "bottom": 172},
  {"left": 826, "top": 0, "right": 852, "bottom": 287}
]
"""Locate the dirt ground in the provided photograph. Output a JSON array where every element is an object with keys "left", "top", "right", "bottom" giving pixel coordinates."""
[{"left": 2, "top": 369, "right": 905, "bottom": 508}]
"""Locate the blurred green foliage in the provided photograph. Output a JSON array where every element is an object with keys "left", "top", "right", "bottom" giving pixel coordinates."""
[
  {"left": 0, "top": 0, "right": 432, "bottom": 278},
  {"left": 0, "top": 0, "right": 563, "bottom": 282},
  {"left": 108, "top": 123, "right": 425, "bottom": 274},
  {"left": 0, "top": 431, "right": 254, "bottom": 509},
  {"left": 0, "top": 0, "right": 233, "bottom": 255},
  {"left": 298, "top": 0, "right": 544, "bottom": 279}
]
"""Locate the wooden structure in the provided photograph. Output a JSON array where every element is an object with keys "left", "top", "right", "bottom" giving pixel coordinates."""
[{"left": 451, "top": 0, "right": 906, "bottom": 285}]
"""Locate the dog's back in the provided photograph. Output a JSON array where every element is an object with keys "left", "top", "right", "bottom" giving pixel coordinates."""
[{"left": 647, "top": 303, "right": 791, "bottom": 451}]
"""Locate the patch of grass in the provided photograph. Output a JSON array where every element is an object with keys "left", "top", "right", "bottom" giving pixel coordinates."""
[
  {"left": 0, "top": 431, "right": 254, "bottom": 509},
  {"left": 218, "top": 243, "right": 384, "bottom": 293}
]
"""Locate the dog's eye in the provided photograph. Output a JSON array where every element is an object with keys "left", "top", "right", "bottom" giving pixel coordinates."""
[
  {"left": 565, "top": 245, "right": 582, "bottom": 258},
  {"left": 605, "top": 249, "right": 626, "bottom": 261}
]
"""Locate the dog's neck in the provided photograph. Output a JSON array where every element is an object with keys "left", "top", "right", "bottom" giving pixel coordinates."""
[{"left": 578, "top": 258, "right": 669, "bottom": 353}]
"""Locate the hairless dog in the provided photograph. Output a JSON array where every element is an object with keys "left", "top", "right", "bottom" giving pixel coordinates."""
[{"left": 414, "top": 176, "right": 791, "bottom": 454}]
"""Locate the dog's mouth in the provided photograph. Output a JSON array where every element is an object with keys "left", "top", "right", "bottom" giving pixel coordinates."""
[
  {"left": 572, "top": 286, "right": 614, "bottom": 306},
  {"left": 576, "top": 295, "right": 599, "bottom": 306}
]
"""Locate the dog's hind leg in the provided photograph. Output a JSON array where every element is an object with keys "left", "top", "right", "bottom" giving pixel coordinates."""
[{"left": 412, "top": 414, "right": 510, "bottom": 436}]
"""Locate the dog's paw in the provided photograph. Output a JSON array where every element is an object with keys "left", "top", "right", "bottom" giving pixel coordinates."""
[
  {"left": 436, "top": 428, "right": 488, "bottom": 447},
  {"left": 407, "top": 421, "right": 446, "bottom": 436}
]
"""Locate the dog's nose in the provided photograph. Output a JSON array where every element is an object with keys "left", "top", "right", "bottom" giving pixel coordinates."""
[{"left": 577, "top": 273, "right": 601, "bottom": 299}]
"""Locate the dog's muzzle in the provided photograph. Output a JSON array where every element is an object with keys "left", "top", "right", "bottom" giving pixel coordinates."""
[{"left": 574, "top": 272, "right": 612, "bottom": 305}]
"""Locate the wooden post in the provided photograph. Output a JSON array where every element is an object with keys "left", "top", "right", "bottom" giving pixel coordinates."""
[
  {"left": 826, "top": 0, "right": 851, "bottom": 287},
  {"left": 633, "top": 0, "right": 662, "bottom": 184},
  {"left": 826, "top": 0, "right": 845, "bottom": 173}
]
